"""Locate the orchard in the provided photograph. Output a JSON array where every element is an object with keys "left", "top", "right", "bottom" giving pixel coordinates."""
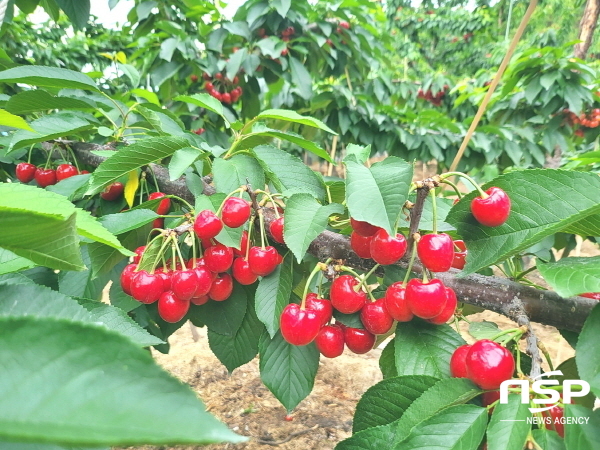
[{"left": 1, "top": 0, "right": 600, "bottom": 449}]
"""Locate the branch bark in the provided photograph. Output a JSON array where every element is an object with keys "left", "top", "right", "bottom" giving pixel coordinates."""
[{"left": 575, "top": 0, "right": 600, "bottom": 59}]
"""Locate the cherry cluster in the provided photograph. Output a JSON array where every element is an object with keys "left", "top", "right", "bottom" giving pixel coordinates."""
[
  {"left": 417, "top": 85, "right": 449, "bottom": 107},
  {"left": 15, "top": 162, "right": 87, "bottom": 187},
  {"left": 450, "top": 339, "right": 515, "bottom": 390},
  {"left": 563, "top": 108, "right": 600, "bottom": 130},
  {"left": 204, "top": 72, "right": 243, "bottom": 104}
]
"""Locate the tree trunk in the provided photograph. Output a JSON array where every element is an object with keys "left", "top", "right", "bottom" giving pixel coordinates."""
[{"left": 575, "top": 0, "right": 600, "bottom": 59}]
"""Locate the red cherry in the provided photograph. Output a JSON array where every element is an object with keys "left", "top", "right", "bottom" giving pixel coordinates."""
[
  {"left": 232, "top": 258, "right": 258, "bottom": 285},
  {"left": 280, "top": 303, "right": 322, "bottom": 346},
  {"left": 370, "top": 229, "right": 407, "bottom": 265},
  {"left": 450, "top": 344, "right": 472, "bottom": 378},
  {"left": 344, "top": 327, "right": 375, "bottom": 354},
  {"left": 339, "top": 20, "right": 350, "bottom": 29},
  {"left": 152, "top": 218, "right": 164, "bottom": 230},
  {"left": 270, "top": 217, "right": 285, "bottom": 244},
  {"left": 156, "top": 270, "right": 171, "bottom": 292},
  {"left": 55, "top": 164, "right": 79, "bottom": 181},
  {"left": 452, "top": 240, "right": 467, "bottom": 270},
  {"left": 233, "top": 230, "right": 249, "bottom": 257},
  {"left": 316, "top": 325, "right": 345, "bottom": 358},
  {"left": 120, "top": 263, "right": 137, "bottom": 295},
  {"left": 132, "top": 246, "right": 145, "bottom": 264},
  {"left": 281, "top": 48, "right": 288, "bottom": 56},
  {"left": 465, "top": 340, "right": 515, "bottom": 389},
  {"left": 426, "top": 287, "right": 457, "bottom": 325},
  {"left": 34, "top": 168, "right": 57, "bottom": 187},
  {"left": 158, "top": 291, "right": 190, "bottom": 323},
  {"left": 360, "top": 298, "right": 394, "bottom": 335},
  {"left": 350, "top": 232, "right": 372, "bottom": 259},
  {"left": 221, "top": 197, "right": 251, "bottom": 228},
  {"left": 580, "top": 292, "right": 600, "bottom": 300},
  {"left": 232, "top": 75, "right": 239, "bottom": 84},
  {"left": 330, "top": 275, "right": 367, "bottom": 314},
  {"left": 204, "top": 244, "right": 234, "bottom": 273},
  {"left": 190, "top": 294, "right": 209, "bottom": 305},
  {"left": 248, "top": 246, "right": 280, "bottom": 277},
  {"left": 384, "top": 282, "right": 413, "bottom": 322},
  {"left": 305, "top": 293, "right": 333, "bottom": 326},
  {"left": 193, "top": 266, "right": 213, "bottom": 296},
  {"left": 100, "top": 182, "right": 124, "bottom": 201},
  {"left": 350, "top": 218, "right": 379, "bottom": 236},
  {"left": 417, "top": 233, "right": 454, "bottom": 272},
  {"left": 148, "top": 192, "right": 171, "bottom": 215},
  {"left": 194, "top": 210, "right": 223, "bottom": 240},
  {"left": 543, "top": 405, "right": 565, "bottom": 437},
  {"left": 130, "top": 270, "right": 165, "bottom": 304},
  {"left": 171, "top": 269, "right": 200, "bottom": 301},
  {"left": 15, "top": 163, "right": 37, "bottom": 182},
  {"left": 221, "top": 92, "right": 232, "bottom": 104},
  {"left": 481, "top": 390, "right": 501, "bottom": 408},
  {"left": 209, "top": 273, "right": 233, "bottom": 301},
  {"left": 405, "top": 278, "right": 447, "bottom": 319},
  {"left": 190, "top": 74, "right": 199, "bottom": 83},
  {"left": 471, "top": 187, "right": 511, "bottom": 227},
  {"left": 215, "top": 72, "right": 223, "bottom": 80}
]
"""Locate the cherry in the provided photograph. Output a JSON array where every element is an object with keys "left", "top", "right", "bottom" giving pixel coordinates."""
[
  {"left": 34, "top": 168, "right": 57, "bottom": 187},
  {"left": 130, "top": 270, "right": 164, "bottom": 304},
  {"left": 152, "top": 218, "right": 164, "bottom": 230},
  {"left": 426, "top": 287, "right": 457, "bottom": 325},
  {"left": 481, "top": 390, "right": 501, "bottom": 408},
  {"left": 248, "top": 246, "right": 280, "bottom": 277},
  {"left": 270, "top": 217, "right": 285, "bottom": 244},
  {"left": 450, "top": 344, "right": 472, "bottom": 378},
  {"left": 215, "top": 72, "right": 223, "bottom": 80},
  {"left": 100, "top": 182, "right": 124, "bottom": 201},
  {"left": 350, "top": 218, "right": 379, "bottom": 236},
  {"left": 581, "top": 292, "right": 600, "bottom": 300},
  {"left": 222, "top": 92, "right": 232, "bottom": 104},
  {"left": 344, "top": 327, "right": 375, "bottom": 354},
  {"left": 280, "top": 303, "right": 322, "bottom": 346},
  {"left": 190, "top": 294, "right": 209, "bottom": 306},
  {"left": 330, "top": 275, "right": 367, "bottom": 314},
  {"left": 417, "top": 233, "right": 454, "bottom": 272},
  {"left": 316, "top": 325, "right": 345, "bottom": 358},
  {"left": 55, "top": 164, "right": 78, "bottom": 181},
  {"left": 543, "top": 405, "right": 565, "bottom": 437},
  {"left": 15, "top": 163, "right": 37, "bottom": 182},
  {"left": 204, "top": 244, "right": 234, "bottom": 273},
  {"left": 350, "top": 232, "right": 372, "bottom": 259},
  {"left": 194, "top": 210, "right": 223, "bottom": 240},
  {"left": 221, "top": 197, "right": 251, "bottom": 228},
  {"left": 158, "top": 291, "right": 190, "bottom": 323},
  {"left": 132, "top": 246, "right": 145, "bottom": 264},
  {"left": 405, "top": 278, "right": 447, "bottom": 319},
  {"left": 360, "top": 298, "right": 394, "bottom": 335},
  {"left": 209, "top": 273, "right": 233, "bottom": 301},
  {"left": 452, "top": 240, "right": 467, "bottom": 270},
  {"left": 148, "top": 192, "right": 171, "bottom": 215},
  {"left": 232, "top": 257, "right": 258, "bottom": 285},
  {"left": 155, "top": 269, "right": 171, "bottom": 292},
  {"left": 339, "top": 20, "right": 350, "bottom": 29},
  {"left": 370, "top": 229, "right": 407, "bottom": 265},
  {"left": 471, "top": 187, "right": 511, "bottom": 227},
  {"left": 305, "top": 293, "right": 333, "bottom": 326},
  {"left": 233, "top": 230, "right": 249, "bottom": 257},
  {"left": 190, "top": 74, "right": 198, "bottom": 83},
  {"left": 170, "top": 269, "right": 200, "bottom": 301},
  {"left": 384, "top": 282, "right": 413, "bottom": 322},
  {"left": 120, "top": 263, "right": 137, "bottom": 295},
  {"left": 193, "top": 266, "right": 213, "bottom": 296},
  {"left": 465, "top": 340, "right": 515, "bottom": 389}
]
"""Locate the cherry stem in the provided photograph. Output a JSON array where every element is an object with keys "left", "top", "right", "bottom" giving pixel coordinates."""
[
  {"left": 26, "top": 144, "right": 34, "bottom": 164},
  {"left": 258, "top": 209, "right": 267, "bottom": 250},
  {"left": 430, "top": 188, "right": 438, "bottom": 235},
  {"left": 441, "top": 179, "right": 462, "bottom": 199},
  {"left": 340, "top": 265, "right": 376, "bottom": 301},
  {"left": 516, "top": 345, "right": 523, "bottom": 376},
  {"left": 147, "top": 164, "right": 160, "bottom": 192},
  {"left": 490, "top": 327, "right": 524, "bottom": 343},
  {"left": 167, "top": 194, "right": 194, "bottom": 212},
  {"left": 173, "top": 237, "right": 187, "bottom": 269},
  {"left": 317, "top": 271, "right": 324, "bottom": 298},
  {"left": 246, "top": 215, "right": 255, "bottom": 260},
  {"left": 403, "top": 238, "right": 419, "bottom": 285},
  {"left": 441, "top": 172, "right": 487, "bottom": 198},
  {"left": 65, "top": 144, "right": 80, "bottom": 172},
  {"left": 357, "top": 264, "right": 380, "bottom": 292},
  {"left": 190, "top": 231, "right": 197, "bottom": 268},
  {"left": 170, "top": 239, "right": 176, "bottom": 271},
  {"left": 255, "top": 189, "right": 281, "bottom": 218},
  {"left": 539, "top": 342, "right": 555, "bottom": 372},
  {"left": 216, "top": 187, "right": 245, "bottom": 216},
  {"left": 148, "top": 235, "right": 172, "bottom": 274},
  {"left": 140, "top": 233, "right": 165, "bottom": 271},
  {"left": 301, "top": 260, "right": 330, "bottom": 309},
  {"left": 44, "top": 145, "right": 54, "bottom": 169}
]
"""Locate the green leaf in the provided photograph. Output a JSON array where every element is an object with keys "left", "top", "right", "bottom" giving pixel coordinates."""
[
  {"left": 191, "top": 283, "right": 247, "bottom": 336},
  {"left": 395, "top": 404, "right": 487, "bottom": 449},
  {"left": 289, "top": 56, "right": 313, "bottom": 100},
  {"left": 416, "top": 196, "right": 456, "bottom": 233},
  {"left": 531, "top": 429, "right": 565, "bottom": 450},
  {"left": 259, "top": 330, "right": 320, "bottom": 412},
  {"left": 344, "top": 143, "right": 371, "bottom": 165},
  {"left": 272, "top": 0, "right": 291, "bottom": 16},
  {"left": 75, "top": 209, "right": 130, "bottom": 253},
  {"left": 174, "top": 94, "right": 229, "bottom": 127},
  {"left": 208, "top": 292, "right": 265, "bottom": 373},
  {"left": 554, "top": 358, "right": 596, "bottom": 409},
  {"left": 576, "top": 303, "right": 600, "bottom": 398},
  {"left": 54, "top": 0, "right": 90, "bottom": 29},
  {"left": 394, "top": 321, "right": 466, "bottom": 378},
  {"left": 345, "top": 157, "right": 413, "bottom": 236},
  {"left": 9, "top": 112, "right": 93, "bottom": 151},
  {"left": 255, "top": 253, "right": 294, "bottom": 337},
  {"left": 0, "top": 109, "right": 33, "bottom": 130},
  {"left": 564, "top": 405, "right": 600, "bottom": 450},
  {"left": 379, "top": 340, "right": 398, "bottom": 379},
  {"left": 538, "top": 257, "right": 600, "bottom": 298},
  {"left": 487, "top": 394, "right": 531, "bottom": 450},
  {"left": 253, "top": 145, "right": 325, "bottom": 200},
  {"left": 446, "top": 170, "right": 600, "bottom": 275},
  {"left": 256, "top": 109, "right": 336, "bottom": 134},
  {"left": 4, "top": 90, "right": 92, "bottom": 114},
  {"left": 58, "top": 247, "right": 108, "bottom": 300},
  {"left": 284, "top": 194, "right": 344, "bottom": 262},
  {"left": 335, "top": 422, "right": 402, "bottom": 450},
  {"left": 168, "top": 147, "right": 201, "bottom": 181},
  {"left": 0, "top": 316, "right": 244, "bottom": 445},
  {"left": 212, "top": 155, "right": 265, "bottom": 195},
  {"left": 0, "top": 65, "right": 99, "bottom": 90},
  {"left": 468, "top": 321, "right": 501, "bottom": 340},
  {"left": 88, "top": 224, "right": 150, "bottom": 277},
  {"left": 98, "top": 210, "right": 158, "bottom": 235},
  {"left": 0, "top": 249, "right": 35, "bottom": 274},
  {"left": 353, "top": 375, "right": 439, "bottom": 433},
  {"left": 86, "top": 137, "right": 189, "bottom": 195},
  {"left": 333, "top": 310, "right": 364, "bottom": 329}
]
